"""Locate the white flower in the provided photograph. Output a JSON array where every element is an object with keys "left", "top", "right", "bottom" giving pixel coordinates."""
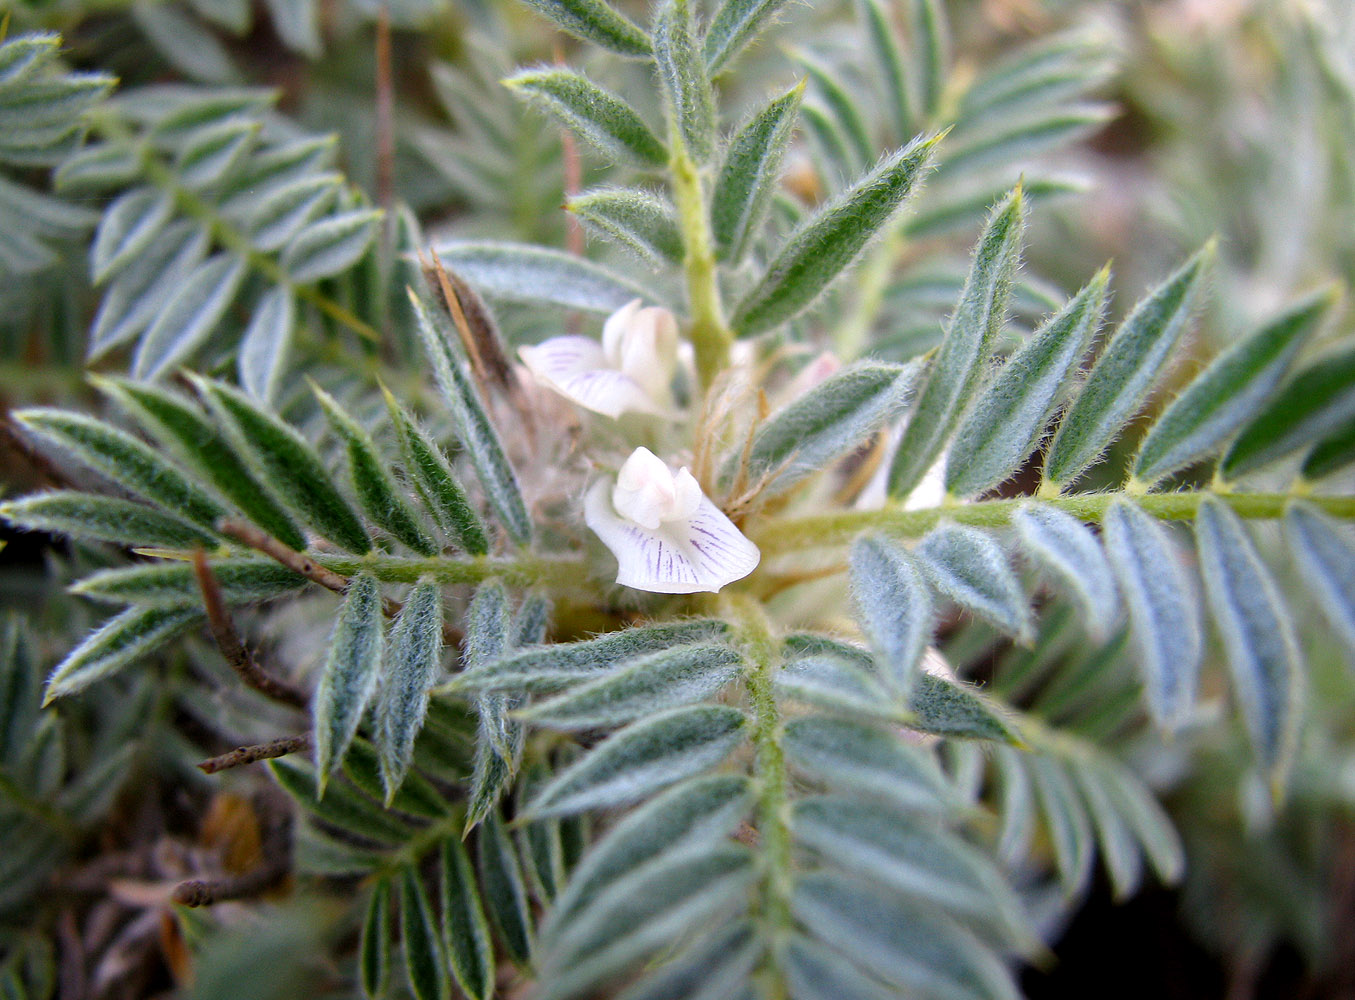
[
  {"left": 585, "top": 447, "right": 761, "bottom": 594},
  {"left": 518, "top": 299, "right": 679, "bottom": 418}
]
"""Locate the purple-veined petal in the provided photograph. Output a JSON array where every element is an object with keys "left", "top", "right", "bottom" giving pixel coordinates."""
[
  {"left": 585, "top": 480, "right": 760, "bottom": 594},
  {"left": 556, "top": 369, "right": 665, "bottom": 418},
  {"left": 519, "top": 335, "right": 661, "bottom": 418},
  {"left": 519, "top": 335, "right": 609, "bottom": 382}
]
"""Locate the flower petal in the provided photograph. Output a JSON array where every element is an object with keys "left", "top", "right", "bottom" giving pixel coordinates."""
[
  {"left": 612, "top": 448, "right": 704, "bottom": 528},
  {"left": 903, "top": 451, "right": 947, "bottom": 511},
  {"left": 585, "top": 480, "right": 761, "bottom": 594},
  {"left": 601, "top": 298, "right": 643, "bottom": 366},
  {"left": 519, "top": 335, "right": 608, "bottom": 382},
  {"left": 519, "top": 335, "right": 661, "bottom": 418},
  {"left": 614, "top": 446, "right": 676, "bottom": 529},
  {"left": 617, "top": 307, "right": 679, "bottom": 400},
  {"left": 557, "top": 369, "right": 666, "bottom": 419},
  {"left": 670, "top": 467, "right": 702, "bottom": 520}
]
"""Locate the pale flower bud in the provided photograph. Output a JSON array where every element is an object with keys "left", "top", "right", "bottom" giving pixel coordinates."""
[{"left": 612, "top": 446, "right": 702, "bottom": 530}]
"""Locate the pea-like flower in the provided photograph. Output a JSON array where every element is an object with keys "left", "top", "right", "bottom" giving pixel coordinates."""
[
  {"left": 518, "top": 299, "right": 678, "bottom": 419},
  {"left": 585, "top": 447, "right": 761, "bottom": 594}
]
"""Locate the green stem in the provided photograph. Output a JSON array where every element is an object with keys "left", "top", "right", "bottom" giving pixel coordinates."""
[
  {"left": 91, "top": 117, "right": 382, "bottom": 344},
  {"left": 726, "top": 594, "right": 792, "bottom": 1000},
  {"left": 753, "top": 490, "right": 1355, "bottom": 554},
  {"left": 315, "top": 552, "right": 591, "bottom": 590},
  {"left": 670, "top": 143, "right": 731, "bottom": 388}
]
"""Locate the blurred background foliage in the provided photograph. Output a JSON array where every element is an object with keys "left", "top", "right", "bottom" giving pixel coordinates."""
[{"left": 1, "top": 0, "right": 1353, "bottom": 998}]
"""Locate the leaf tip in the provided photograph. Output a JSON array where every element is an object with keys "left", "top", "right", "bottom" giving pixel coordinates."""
[
  {"left": 9, "top": 408, "right": 37, "bottom": 431},
  {"left": 461, "top": 813, "right": 487, "bottom": 839},
  {"left": 1195, "top": 235, "right": 1220, "bottom": 272},
  {"left": 308, "top": 378, "right": 339, "bottom": 413},
  {"left": 928, "top": 123, "right": 956, "bottom": 147},
  {"left": 182, "top": 369, "right": 213, "bottom": 397},
  {"left": 1314, "top": 278, "right": 1344, "bottom": 312}
]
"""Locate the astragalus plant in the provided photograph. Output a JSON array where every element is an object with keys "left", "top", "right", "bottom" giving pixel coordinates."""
[{"left": 1, "top": 0, "right": 1354, "bottom": 997}]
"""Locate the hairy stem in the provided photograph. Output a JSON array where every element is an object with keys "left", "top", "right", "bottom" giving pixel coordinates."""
[
  {"left": 727, "top": 594, "right": 792, "bottom": 1000},
  {"left": 671, "top": 144, "right": 731, "bottom": 387},
  {"left": 219, "top": 519, "right": 354, "bottom": 594},
  {"left": 373, "top": 6, "right": 395, "bottom": 217},
  {"left": 316, "top": 552, "right": 591, "bottom": 590},
  {"left": 753, "top": 490, "right": 1355, "bottom": 554},
  {"left": 219, "top": 519, "right": 572, "bottom": 632},
  {"left": 378, "top": 811, "right": 467, "bottom": 878}
]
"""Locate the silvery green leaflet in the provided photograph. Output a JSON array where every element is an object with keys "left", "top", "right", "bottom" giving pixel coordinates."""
[{"left": 1, "top": 3, "right": 1353, "bottom": 1000}]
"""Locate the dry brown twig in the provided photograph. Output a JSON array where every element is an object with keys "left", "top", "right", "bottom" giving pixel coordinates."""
[
  {"left": 217, "top": 518, "right": 462, "bottom": 645},
  {"left": 218, "top": 519, "right": 354, "bottom": 594},
  {"left": 196, "top": 735, "right": 312, "bottom": 775},
  {"left": 192, "top": 549, "right": 309, "bottom": 710},
  {"left": 420, "top": 251, "right": 519, "bottom": 399},
  {"left": 172, "top": 790, "right": 293, "bottom": 907}
]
